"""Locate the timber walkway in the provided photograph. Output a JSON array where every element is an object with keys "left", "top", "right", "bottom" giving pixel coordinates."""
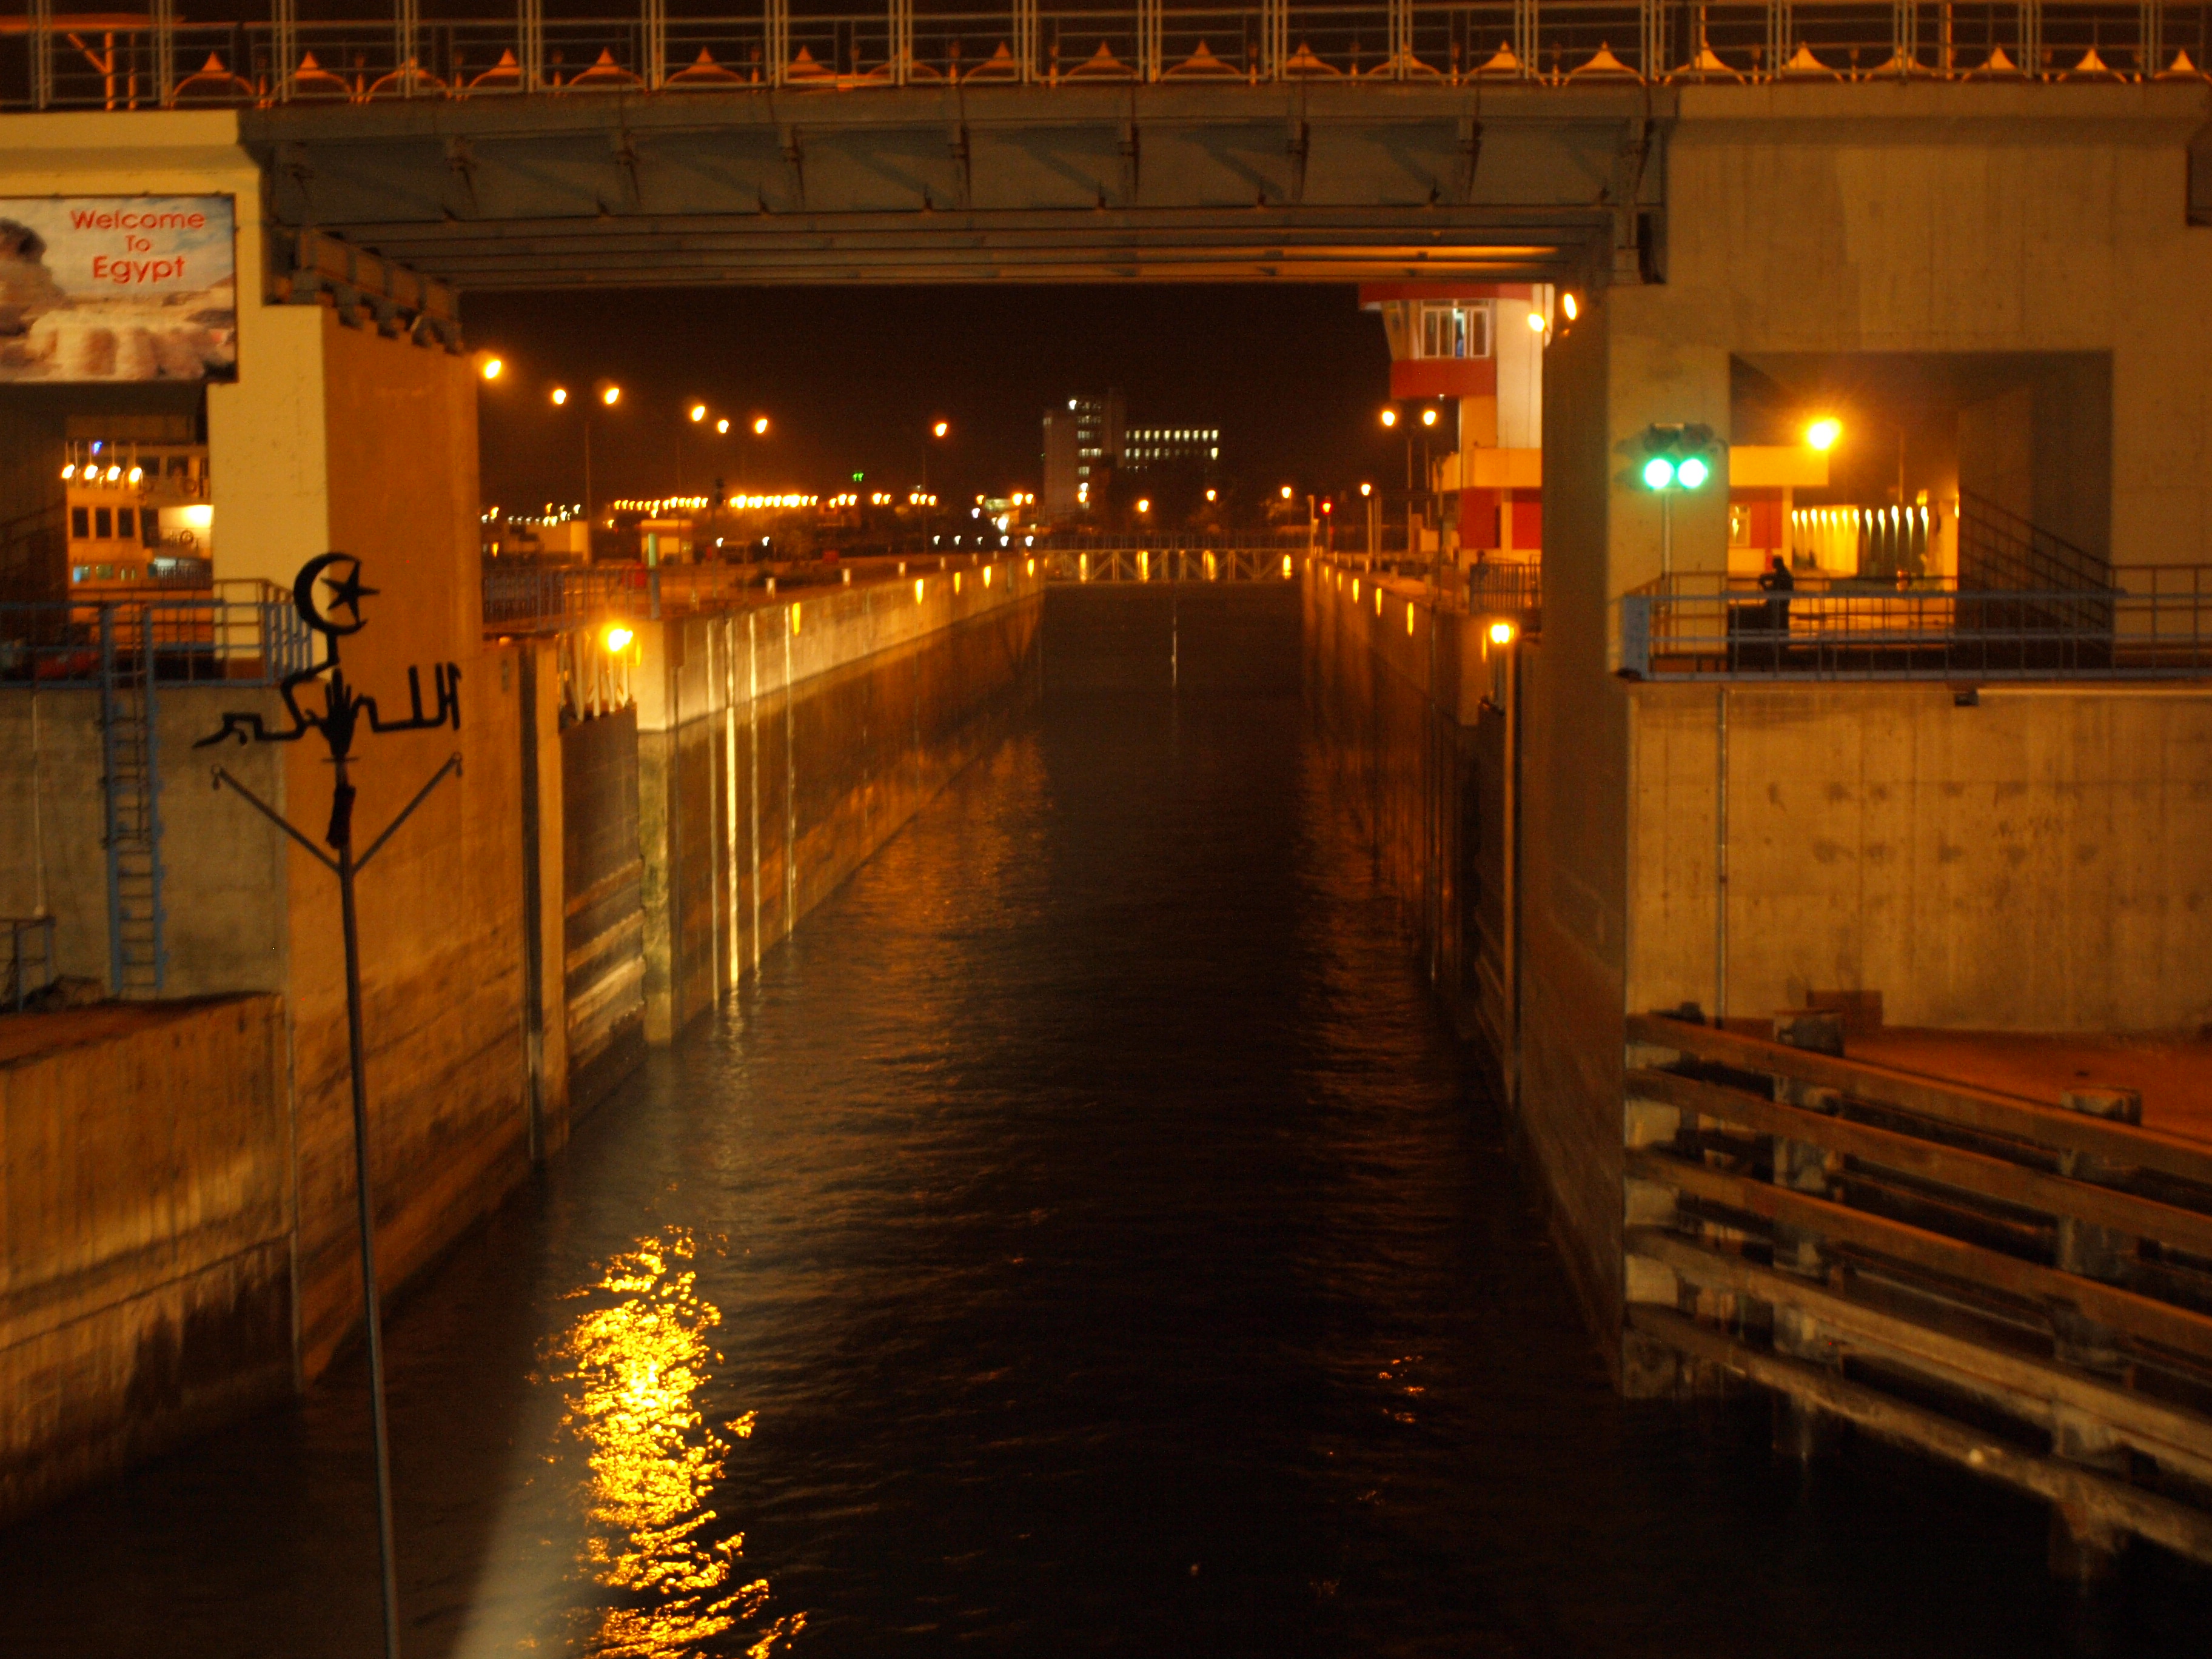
[{"left": 1627, "top": 1008, "right": 2212, "bottom": 1578}]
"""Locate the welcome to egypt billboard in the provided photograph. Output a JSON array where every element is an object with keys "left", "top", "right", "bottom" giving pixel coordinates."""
[{"left": 0, "top": 195, "right": 238, "bottom": 382}]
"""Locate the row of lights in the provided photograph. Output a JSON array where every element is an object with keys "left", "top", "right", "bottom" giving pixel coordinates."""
[
  {"left": 591, "top": 551, "right": 1041, "bottom": 657},
  {"left": 1330, "top": 566, "right": 1518, "bottom": 646},
  {"left": 1795, "top": 504, "right": 1934, "bottom": 529},
  {"left": 61, "top": 462, "right": 143, "bottom": 483}
]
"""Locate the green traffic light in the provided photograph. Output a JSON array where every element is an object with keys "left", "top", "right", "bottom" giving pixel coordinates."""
[
  {"left": 1677, "top": 455, "right": 1710, "bottom": 489},
  {"left": 1642, "top": 456, "right": 1675, "bottom": 490}
]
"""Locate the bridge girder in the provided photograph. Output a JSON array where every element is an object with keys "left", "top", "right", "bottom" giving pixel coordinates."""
[{"left": 244, "top": 83, "right": 1663, "bottom": 289}]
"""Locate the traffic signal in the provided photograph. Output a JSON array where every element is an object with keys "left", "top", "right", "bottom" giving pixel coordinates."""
[{"left": 1640, "top": 423, "right": 1718, "bottom": 491}]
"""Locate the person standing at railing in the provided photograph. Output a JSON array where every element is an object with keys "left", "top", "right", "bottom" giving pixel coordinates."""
[{"left": 1758, "top": 554, "right": 1794, "bottom": 638}]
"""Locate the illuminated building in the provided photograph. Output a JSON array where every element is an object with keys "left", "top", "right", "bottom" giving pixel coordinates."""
[{"left": 1041, "top": 390, "right": 1124, "bottom": 518}]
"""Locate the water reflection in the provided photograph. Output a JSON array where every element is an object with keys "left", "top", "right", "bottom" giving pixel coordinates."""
[{"left": 550, "top": 1227, "right": 803, "bottom": 1657}]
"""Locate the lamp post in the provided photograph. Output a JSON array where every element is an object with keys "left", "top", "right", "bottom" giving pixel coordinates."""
[
  {"left": 925, "top": 420, "right": 948, "bottom": 554},
  {"left": 551, "top": 381, "right": 620, "bottom": 546},
  {"left": 1419, "top": 404, "right": 1441, "bottom": 594}
]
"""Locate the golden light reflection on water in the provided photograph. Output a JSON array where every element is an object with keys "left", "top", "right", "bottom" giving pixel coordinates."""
[{"left": 549, "top": 1228, "right": 805, "bottom": 1657}]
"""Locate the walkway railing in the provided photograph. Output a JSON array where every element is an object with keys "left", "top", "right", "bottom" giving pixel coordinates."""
[
  {"left": 1616, "top": 568, "right": 2212, "bottom": 682},
  {"left": 1026, "top": 529, "right": 1312, "bottom": 551},
  {"left": 7, "top": 1, "right": 2207, "bottom": 110},
  {"left": 1626, "top": 1012, "right": 2212, "bottom": 1570},
  {"left": 481, "top": 561, "right": 765, "bottom": 631},
  {"left": 0, "top": 583, "right": 317, "bottom": 689},
  {"left": 1039, "top": 546, "right": 1298, "bottom": 581},
  {"left": 2, "top": 916, "right": 58, "bottom": 1011}
]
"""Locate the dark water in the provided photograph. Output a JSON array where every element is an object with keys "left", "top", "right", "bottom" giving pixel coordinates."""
[{"left": 7, "top": 694, "right": 2210, "bottom": 1658}]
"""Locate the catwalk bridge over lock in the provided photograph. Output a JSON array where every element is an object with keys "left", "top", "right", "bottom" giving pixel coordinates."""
[{"left": 11, "top": 2, "right": 2211, "bottom": 289}]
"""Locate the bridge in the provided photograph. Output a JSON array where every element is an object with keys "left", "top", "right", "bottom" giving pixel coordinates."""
[{"left": 10, "top": 3, "right": 2212, "bottom": 286}]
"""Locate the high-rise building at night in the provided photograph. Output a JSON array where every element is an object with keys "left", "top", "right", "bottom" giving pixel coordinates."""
[{"left": 1042, "top": 390, "right": 1125, "bottom": 517}]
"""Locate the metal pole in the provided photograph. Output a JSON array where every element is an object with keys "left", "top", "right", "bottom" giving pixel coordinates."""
[
  {"left": 1714, "top": 686, "right": 1729, "bottom": 1028},
  {"left": 582, "top": 413, "right": 594, "bottom": 546},
  {"left": 329, "top": 787, "right": 404, "bottom": 1654},
  {"left": 1661, "top": 489, "right": 1674, "bottom": 579},
  {"left": 1503, "top": 637, "right": 1520, "bottom": 1106},
  {"left": 334, "top": 762, "right": 403, "bottom": 1659}
]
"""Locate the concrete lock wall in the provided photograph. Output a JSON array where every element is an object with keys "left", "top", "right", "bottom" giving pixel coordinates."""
[
  {"left": 1517, "top": 84, "right": 2212, "bottom": 1382},
  {"left": 1626, "top": 684, "right": 2212, "bottom": 1034},
  {"left": 1304, "top": 563, "right": 1498, "bottom": 1040},
  {"left": 0, "top": 997, "right": 290, "bottom": 1529},
  {"left": 632, "top": 561, "right": 1044, "bottom": 1043},
  {"left": 558, "top": 703, "right": 644, "bottom": 1125}
]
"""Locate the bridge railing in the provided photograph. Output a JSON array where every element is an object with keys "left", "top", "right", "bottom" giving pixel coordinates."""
[
  {"left": 1039, "top": 546, "right": 1299, "bottom": 580},
  {"left": 1615, "top": 566, "right": 2212, "bottom": 682},
  {"left": 482, "top": 560, "right": 776, "bottom": 631},
  {"left": 8, "top": 2, "right": 2207, "bottom": 110},
  {"left": 1026, "top": 529, "right": 1311, "bottom": 551}
]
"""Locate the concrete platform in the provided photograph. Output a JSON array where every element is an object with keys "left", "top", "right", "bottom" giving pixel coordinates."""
[
  {"left": 1845, "top": 1028, "right": 2212, "bottom": 1149},
  {"left": 0, "top": 1001, "right": 222, "bottom": 1068}
]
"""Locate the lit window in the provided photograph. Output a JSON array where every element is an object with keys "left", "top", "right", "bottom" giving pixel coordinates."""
[{"left": 1416, "top": 301, "right": 1493, "bottom": 361}]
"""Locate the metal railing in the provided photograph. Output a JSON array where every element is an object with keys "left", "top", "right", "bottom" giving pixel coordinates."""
[
  {"left": 1024, "top": 528, "right": 1312, "bottom": 551},
  {"left": 0, "top": 583, "right": 318, "bottom": 689},
  {"left": 1959, "top": 488, "right": 2114, "bottom": 595},
  {"left": 2, "top": 916, "right": 58, "bottom": 1011},
  {"left": 1316, "top": 551, "right": 1543, "bottom": 618},
  {"left": 481, "top": 560, "right": 768, "bottom": 630},
  {"left": 1617, "top": 567, "right": 2212, "bottom": 682},
  {"left": 1039, "top": 545, "right": 1299, "bottom": 580},
  {"left": 1626, "top": 1013, "right": 2212, "bottom": 1569},
  {"left": 1468, "top": 559, "right": 1543, "bottom": 615},
  {"left": 8, "top": 1, "right": 2206, "bottom": 110}
]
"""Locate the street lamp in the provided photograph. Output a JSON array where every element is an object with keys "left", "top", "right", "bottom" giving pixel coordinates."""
[
  {"left": 479, "top": 355, "right": 503, "bottom": 381},
  {"left": 1380, "top": 408, "right": 1399, "bottom": 429},
  {"left": 923, "top": 420, "right": 950, "bottom": 551},
  {"left": 564, "top": 380, "right": 619, "bottom": 535}
]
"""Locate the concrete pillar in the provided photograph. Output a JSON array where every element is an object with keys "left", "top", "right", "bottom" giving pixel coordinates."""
[{"left": 1603, "top": 290, "right": 1732, "bottom": 594}]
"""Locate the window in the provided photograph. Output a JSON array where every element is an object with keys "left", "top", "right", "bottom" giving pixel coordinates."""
[
  {"left": 1416, "top": 301, "right": 1492, "bottom": 361},
  {"left": 71, "top": 506, "right": 89, "bottom": 538},
  {"left": 116, "top": 506, "right": 135, "bottom": 540},
  {"left": 94, "top": 507, "right": 112, "bottom": 539}
]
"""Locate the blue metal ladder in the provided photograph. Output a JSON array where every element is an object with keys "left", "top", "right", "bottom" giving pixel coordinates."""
[{"left": 98, "top": 606, "right": 167, "bottom": 998}]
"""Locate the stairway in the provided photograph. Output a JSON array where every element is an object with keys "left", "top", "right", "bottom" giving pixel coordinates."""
[{"left": 99, "top": 609, "right": 167, "bottom": 998}]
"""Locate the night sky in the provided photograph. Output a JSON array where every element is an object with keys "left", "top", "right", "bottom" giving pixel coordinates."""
[{"left": 468, "top": 284, "right": 1395, "bottom": 516}]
